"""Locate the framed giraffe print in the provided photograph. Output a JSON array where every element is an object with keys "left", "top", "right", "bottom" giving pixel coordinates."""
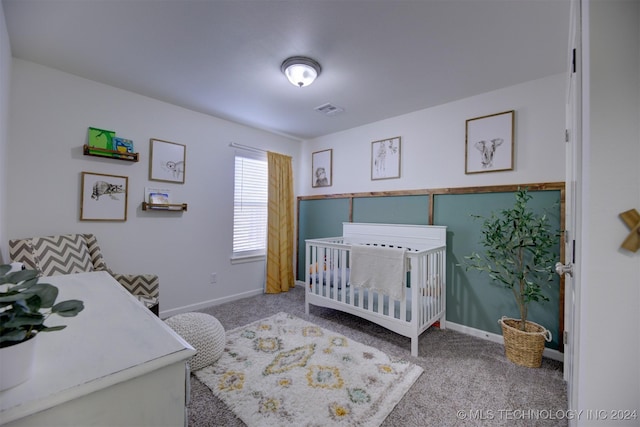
[
  {"left": 80, "top": 171, "right": 128, "bottom": 221},
  {"left": 371, "top": 136, "right": 401, "bottom": 180}
]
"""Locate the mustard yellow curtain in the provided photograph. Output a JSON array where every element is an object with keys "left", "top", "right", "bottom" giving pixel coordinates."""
[{"left": 265, "top": 152, "right": 294, "bottom": 294}]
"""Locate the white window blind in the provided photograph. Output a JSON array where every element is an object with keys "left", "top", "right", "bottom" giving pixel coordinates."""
[{"left": 233, "top": 152, "right": 268, "bottom": 258}]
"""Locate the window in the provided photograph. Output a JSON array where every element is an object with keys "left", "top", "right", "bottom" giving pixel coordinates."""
[{"left": 232, "top": 152, "right": 268, "bottom": 260}]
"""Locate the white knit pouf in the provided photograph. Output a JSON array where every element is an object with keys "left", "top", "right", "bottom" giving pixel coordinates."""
[{"left": 165, "top": 312, "right": 226, "bottom": 371}]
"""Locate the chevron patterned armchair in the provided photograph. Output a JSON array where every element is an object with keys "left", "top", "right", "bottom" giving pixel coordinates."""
[{"left": 9, "top": 234, "right": 159, "bottom": 315}]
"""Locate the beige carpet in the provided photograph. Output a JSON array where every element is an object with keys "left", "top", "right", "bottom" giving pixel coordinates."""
[{"left": 195, "top": 312, "right": 423, "bottom": 427}]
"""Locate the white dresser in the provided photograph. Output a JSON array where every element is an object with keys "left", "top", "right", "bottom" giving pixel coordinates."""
[{"left": 0, "top": 271, "right": 196, "bottom": 427}]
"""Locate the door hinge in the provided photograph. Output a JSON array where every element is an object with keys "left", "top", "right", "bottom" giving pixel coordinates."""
[
  {"left": 564, "top": 330, "right": 569, "bottom": 345},
  {"left": 572, "top": 48, "right": 576, "bottom": 73},
  {"left": 565, "top": 129, "right": 570, "bottom": 142}
]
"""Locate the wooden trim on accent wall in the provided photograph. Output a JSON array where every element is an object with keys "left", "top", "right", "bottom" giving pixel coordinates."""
[
  {"left": 298, "top": 182, "right": 564, "bottom": 202},
  {"left": 298, "top": 182, "right": 564, "bottom": 227}
]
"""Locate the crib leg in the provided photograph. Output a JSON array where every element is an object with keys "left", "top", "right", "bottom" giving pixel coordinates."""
[
  {"left": 305, "top": 300, "right": 310, "bottom": 315},
  {"left": 411, "top": 337, "right": 418, "bottom": 357}
]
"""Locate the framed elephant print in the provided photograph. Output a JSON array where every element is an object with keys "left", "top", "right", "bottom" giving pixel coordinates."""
[{"left": 465, "top": 110, "right": 514, "bottom": 174}]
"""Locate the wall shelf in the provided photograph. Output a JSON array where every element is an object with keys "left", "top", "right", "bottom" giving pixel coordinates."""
[
  {"left": 142, "top": 202, "right": 188, "bottom": 212},
  {"left": 83, "top": 144, "right": 139, "bottom": 162}
]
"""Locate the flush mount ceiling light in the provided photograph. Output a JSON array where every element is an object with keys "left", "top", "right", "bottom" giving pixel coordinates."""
[{"left": 281, "top": 56, "right": 321, "bottom": 88}]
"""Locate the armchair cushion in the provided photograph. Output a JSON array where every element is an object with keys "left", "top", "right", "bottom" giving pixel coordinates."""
[{"left": 31, "top": 234, "right": 94, "bottom": 276}]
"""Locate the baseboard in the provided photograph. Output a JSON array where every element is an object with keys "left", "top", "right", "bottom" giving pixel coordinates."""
[
  {"left": 164, "top": 283, "right": 309, "bottom": 318},
  {"left": 446, "top": 320, "right": 564, "bottom": 362},
  {"left": 159, "top": 288, "right": 264, "bottom": 319}
]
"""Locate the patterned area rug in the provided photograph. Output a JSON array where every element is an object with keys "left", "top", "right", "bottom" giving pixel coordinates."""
[{"left": 195, "top": 312, "right": 424, "bottom": 427}]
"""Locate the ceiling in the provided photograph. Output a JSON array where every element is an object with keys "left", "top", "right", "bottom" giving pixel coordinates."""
[{"left": 2, "top": 0, "right": 570, "bottom": 141}]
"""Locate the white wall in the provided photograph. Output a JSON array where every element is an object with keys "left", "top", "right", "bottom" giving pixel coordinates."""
[
  {"left": 0, "top": 4, "right": 10, "bottom": 264},
  {"left": 7, "top": 59, "right": 300, "bottom": 316},
  {"left": 577, "top": 0, "right": 640, "bottom": 421},
  {"left": 300, "top": 74, "right": 565, "bottom": 195}
]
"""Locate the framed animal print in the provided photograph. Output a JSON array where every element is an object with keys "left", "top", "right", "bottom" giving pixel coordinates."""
[
  {"left": 149, "top": 139, "right": 186, "bottom": 183},
  {"left": 371, "top": 136, "right": 401, "bottom": 180},
  {"left": 312, "top": 149, "right": 332, "bottom": 188},
  {"left": 465, "top": 110, "right": 514, "bottom": 174},
  {"left": 80, "top": 172, "right": 128, "bottom": 221}
]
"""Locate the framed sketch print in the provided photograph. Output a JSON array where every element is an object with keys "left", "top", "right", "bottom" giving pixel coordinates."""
[
  {"left": 80, "top": 172, "right": 128, "bottom": 221},
  {"left": 312, "top": 149, "right": 332, "bottom": 187},
  {"left": 149, "top": 138, "right": 186, "bottom": 183},
  {"left": 465, "top": 110, "right": 514, "bottom": 174},
  {"left": 371, "top": 136, "right": 401, "bottom": 180}
]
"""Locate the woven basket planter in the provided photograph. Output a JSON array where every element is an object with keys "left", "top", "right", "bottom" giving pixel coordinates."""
[{"left": 499, "top": 317, "right": 552, "bottom": 368}]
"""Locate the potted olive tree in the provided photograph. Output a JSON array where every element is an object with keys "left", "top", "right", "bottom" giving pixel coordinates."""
[
  {"left": 0, "top": 264, "right": 84, "bottom": 390},
  {"left": 463, "top": 188, "right": 558, "bottom": 368}
]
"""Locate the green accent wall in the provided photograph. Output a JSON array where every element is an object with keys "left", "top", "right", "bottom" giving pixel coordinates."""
[
  {"left": 433, "top": 190, "right": 561, "bottom": 350},
  {"left": 297, "top": 198, "right": 350, "bottom": 282},
  {"left": 297, "top": 188, "right": 562, "bottom": 350},
  {"left": 353, "top": 195, "right": 429, "bottom": 224}
]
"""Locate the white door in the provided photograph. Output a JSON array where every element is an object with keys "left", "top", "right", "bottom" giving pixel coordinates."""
[{"left": 557, "top": 0, "right": 582, "bottom": 417}]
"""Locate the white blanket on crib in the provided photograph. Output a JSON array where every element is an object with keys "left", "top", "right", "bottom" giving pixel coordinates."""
[{"left": 349, "top": 245, "right": 407, "bottom": 300}]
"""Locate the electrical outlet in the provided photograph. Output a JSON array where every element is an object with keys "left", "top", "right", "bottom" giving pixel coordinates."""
[{"left": 210, "top": 273, "right": 217, "bottom": 284}]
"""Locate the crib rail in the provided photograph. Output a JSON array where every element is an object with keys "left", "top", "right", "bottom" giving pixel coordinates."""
[{"left": 304, "top": 235, "right": 446, "bottom": 356}]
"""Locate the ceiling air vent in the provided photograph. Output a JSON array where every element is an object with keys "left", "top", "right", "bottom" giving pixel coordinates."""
[{"left": 314, "top": 103, "right": 344, "bottom": 117}]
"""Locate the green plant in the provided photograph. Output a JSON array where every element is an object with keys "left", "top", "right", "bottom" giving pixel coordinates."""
[
  {"left": 0, "top": 264, "right": 84, "bottom": 348},
  {"left": 463, "top": 188, "right": 558, "bottom": 331}
]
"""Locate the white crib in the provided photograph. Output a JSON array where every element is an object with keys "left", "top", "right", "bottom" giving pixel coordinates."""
[{"left": 304, "top": 222, "right": 447, "bottom": 356}]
